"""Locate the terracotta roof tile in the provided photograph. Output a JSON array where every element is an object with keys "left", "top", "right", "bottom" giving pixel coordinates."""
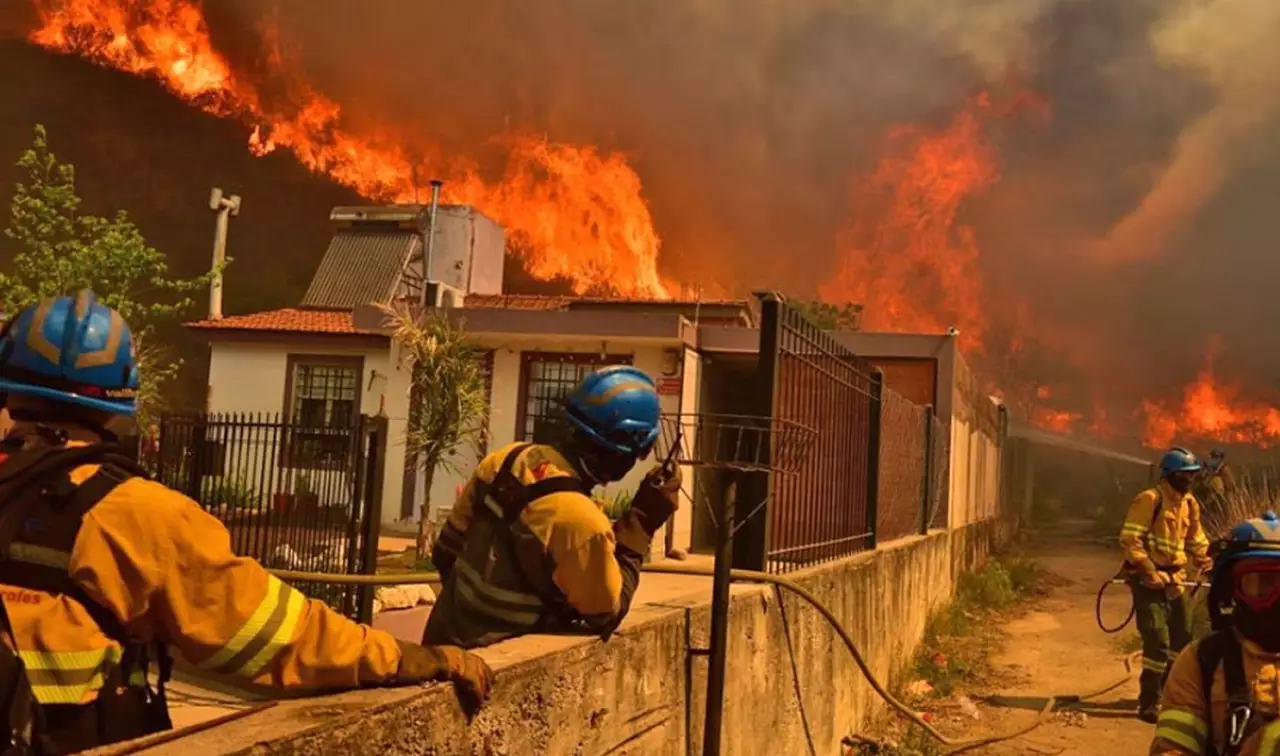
[{"left": 185, "top": 308, "right": 378, "bottom": 335}]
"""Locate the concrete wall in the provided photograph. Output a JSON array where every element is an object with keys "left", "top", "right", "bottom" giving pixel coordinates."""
[
  {"left": 947, "top": 357, "right": 1003, "bottom": 530},
  {"left": 111, "top": 530, "right": 996, "bottom": 756}
]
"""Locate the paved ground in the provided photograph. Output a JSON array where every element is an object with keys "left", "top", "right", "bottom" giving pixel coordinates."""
[{"left": 938, "top": 534, "right": 1155, "bottom": 755}]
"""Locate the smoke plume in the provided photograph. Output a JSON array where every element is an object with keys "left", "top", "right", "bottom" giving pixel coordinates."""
[{"left": 3, "top": 0, "right": 1280, "bottom": 441}]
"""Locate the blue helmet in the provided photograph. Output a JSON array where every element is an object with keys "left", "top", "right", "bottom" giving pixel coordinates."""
[
  {"left": 563, "top": 365, "right": 661, "bottom": 457},
  {"left": 0, "top": 290, "right": 139, "bottom": 416},
  {"left": 1159, "top": 447, "right": 1201, "bottom": 477},
  {"left": 1207, "top": 512, "right": 1280, "bottom": 632},
  {"left": 1214, "top": 512, "right": 1280, "bottom": 566}
]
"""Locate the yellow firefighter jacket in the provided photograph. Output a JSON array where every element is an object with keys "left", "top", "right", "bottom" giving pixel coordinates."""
[
  {"left": 1, "top": 446, "right": 405, "bottom": 707},
  {"left": 425, "top": 442, "right": 652, "bottom": 649},
  {"left": 1121, "top": 481, "right": 1212, "bottom": 589},
  {"left": 1152, "top": 634, "right": 1280, "bottom": 755}
]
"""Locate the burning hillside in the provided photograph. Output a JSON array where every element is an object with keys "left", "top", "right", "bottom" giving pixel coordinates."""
[
  {"left": 27, "top": 0, "right": 670, "bottom": 298},
  {"left": 7, "top": 0, "right": 1280, "bottom": 449}
]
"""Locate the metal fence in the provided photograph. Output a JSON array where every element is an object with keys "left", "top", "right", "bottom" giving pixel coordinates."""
[
  {"left": 877, "top": 389, "right": 928, "bottom": 541},
  {"left": 745, "top": 292, "right": 883, "bottom": 572},
  {"left": 923, "top": 409, "right": 951, "bottom": 531},
  {"left": 140, "top": 413, "right": 388, "bottom": 621}
]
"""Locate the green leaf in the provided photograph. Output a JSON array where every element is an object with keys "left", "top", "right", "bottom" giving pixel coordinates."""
[
  {"left": 379, "top": 302, "right": 490, "bottom": 488},
  {"left": 1, "top": 125, "right": 221, "bottom": 423}
]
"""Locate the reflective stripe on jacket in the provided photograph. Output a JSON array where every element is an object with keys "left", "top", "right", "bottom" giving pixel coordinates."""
[
  {"left": 2, "top": 456, "right": 404, "bottom": 704},
  {"left": 425, "top": 442, "right": 651, "bottom": 649},
  {"left": 1121, "top": 482, "right": 1211, "bottom": 584},
  {"left": 1151, "top": 636, "right": 1280, "bottom": 755}
]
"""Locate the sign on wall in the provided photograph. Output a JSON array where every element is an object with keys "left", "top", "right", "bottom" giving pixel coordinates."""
[{"left": 657, "top": 377, "right": 682, "bottom": 395}]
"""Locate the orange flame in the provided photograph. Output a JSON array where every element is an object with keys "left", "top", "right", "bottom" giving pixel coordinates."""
[
  {"left": 820, "top": 91, "right": 1045, "bottom": 355},
  {"left": 1142, "top": 344, "right": 1280, "bottom": 449},
  {"left": 1032, "top": 407, "right": 1083, "bottom": 434},
  {"left": 29, "top": 0, "right": 669, "bottom": 298}
]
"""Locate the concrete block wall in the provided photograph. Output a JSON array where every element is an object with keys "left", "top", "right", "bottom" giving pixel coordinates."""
[{"left": 107, "top": 528, "right": 995, "bottom": 756}]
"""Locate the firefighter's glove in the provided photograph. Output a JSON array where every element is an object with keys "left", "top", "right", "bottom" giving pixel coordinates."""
[
  {"left": 1143, "top": 570, "right": 1172, "bottom": 589},
  {"left": 630, "top": 463, "right": 683, "bottom": 537},
  {"left": 395, "top": 641, "right": 493, "bottom": 716}
]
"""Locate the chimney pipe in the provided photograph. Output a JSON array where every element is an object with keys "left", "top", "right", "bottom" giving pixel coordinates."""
[
  {"left": 419, "top": 180, "right": 444, "bottom": 310},
  {"left": 208, "top": 187, "right": 241, "bottom": 320}
]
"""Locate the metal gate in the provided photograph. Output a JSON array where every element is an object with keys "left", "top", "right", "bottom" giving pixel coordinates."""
[
  {"left": 740, "top": 292, "right": 884, "bottom": 572},
  {"left": 146, "top": 413, "right": 388, "bottom": 621}
]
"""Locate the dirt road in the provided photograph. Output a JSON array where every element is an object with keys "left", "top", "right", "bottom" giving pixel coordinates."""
[{"left": 960, "top": 535, "right": 1155, "bottom": 755}]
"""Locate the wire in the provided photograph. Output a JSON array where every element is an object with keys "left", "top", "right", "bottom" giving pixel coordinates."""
[{"left": 268, "top": 564, "right": 1143, "bottom": 753}]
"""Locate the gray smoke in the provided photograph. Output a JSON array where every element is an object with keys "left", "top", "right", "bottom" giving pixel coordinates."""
[{"left": 28, "top": 0, "right": 1280, "bottom": 427}]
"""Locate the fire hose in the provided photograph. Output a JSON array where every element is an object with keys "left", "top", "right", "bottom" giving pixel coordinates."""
[
  {"left": 268, "top": 564, "right": 1148, "bottom": 755},
  {"left": 1095, "top": 574, "right": 1209, "bottom": 634}
]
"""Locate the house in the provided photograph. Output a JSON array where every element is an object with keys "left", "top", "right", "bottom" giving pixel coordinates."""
[
  {"left": 187, "top": 202, "right": 1005, "bottom": 564},
  {"left": 185, "top": 203, "right": 753, "bottom": 560}
]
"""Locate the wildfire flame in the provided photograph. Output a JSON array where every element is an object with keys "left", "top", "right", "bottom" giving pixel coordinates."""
[
  {"left": 29, "top": 1, "right": 1280, "bottom": 452},
  {"left": 820, "top": 91, "right": 1046, "bottom": 355},
  {"left": 1141, "top": 344, "right": 1280, "bottom": 450},
  {"left": 28, "top": 0, "right": 670, "bottom": 298}
]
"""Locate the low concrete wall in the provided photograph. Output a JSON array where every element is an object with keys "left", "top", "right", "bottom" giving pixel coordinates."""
[
  {"left": 99, "top": 527, "right": 991, "bottom": 756},
  {"left": 949, "top": 515, "right": 1017, "bottom": 581}
]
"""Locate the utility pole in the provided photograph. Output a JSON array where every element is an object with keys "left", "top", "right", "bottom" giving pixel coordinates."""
[{"left": 208, "top": 187, "right": 242, "bottom": 321}]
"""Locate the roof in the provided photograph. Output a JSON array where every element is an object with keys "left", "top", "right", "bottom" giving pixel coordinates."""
[
  {"left": 465, "top": 294, "right": 748, "bottom": 310},
  {"left": 464, "top": 294, "right": 754, "bottom": 326},
  {"left": 185, "top": 308, "right": 378, "bottom": 335},
  {"left": 299, "top": 229, "right": 419, "bottom": 309}
]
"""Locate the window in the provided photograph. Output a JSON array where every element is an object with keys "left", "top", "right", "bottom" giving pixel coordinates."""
[
  {"left": 516, "top": 352, "right": 632, "bottom": 445},
  {"left": 283, "top": 356, "right": 363, "bottom": 469}
]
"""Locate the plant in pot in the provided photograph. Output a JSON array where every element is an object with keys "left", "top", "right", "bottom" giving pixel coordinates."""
[
  {"left": 295, "top": 472, "right": 319, "bottom": 512},
  {"left": 273, "top": 485, "right": 295, "bottom": 513}
]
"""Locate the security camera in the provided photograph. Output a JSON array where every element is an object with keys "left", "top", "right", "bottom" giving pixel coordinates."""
[{"left": 946, "top": 327, "right": 960, "bottom": 336}]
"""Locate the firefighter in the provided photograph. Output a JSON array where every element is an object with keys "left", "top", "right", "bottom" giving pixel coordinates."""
[
  {"left": 1150, "top": 513, "right": 1280, "bottom": 755},
  {"left": 425, "top": 365, "right": 681, "bottom": 649},
  {"left": 1201, "top": 448, "right": 1236, "bottom": 503},
  {"left": 0, "top": 292, "right": 493, "bottom": 755},
  {"left": 1122, "top": 446, "right": 1214, "bottom": 723}
]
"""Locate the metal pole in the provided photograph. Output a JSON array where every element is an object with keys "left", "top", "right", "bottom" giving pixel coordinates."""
[
  {"left": 419, "top": 180, "right": 444, "bottom": 310},
  {"left": 207, "top": 188, "right": 241, "bottom": 321},
  {"left": 920, "top": 404, "right": 934, "bottom": 535},
  {"left": 866, "top": 368, "right": 884, "bottom": 549},
  {"left": 702, "top": 476, "right": 737, "bottom": 756}
]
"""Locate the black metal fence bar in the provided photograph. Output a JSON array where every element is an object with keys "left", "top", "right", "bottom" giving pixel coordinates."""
[
  {"left": 752, "top": 292, "right": 881, "bottom": 573},
  {"left": 146, "top": 412, "right": 386, "bottom": 619}
]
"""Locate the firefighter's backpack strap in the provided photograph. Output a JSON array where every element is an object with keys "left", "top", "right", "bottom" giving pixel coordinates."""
[
  {"left": 1198, "top": 630, "right": 1254, "bottom": 756},
  {"left": 480, "top": 443, "right": 591, "bottom": 625},
  {"left": 0, "top": 445, "right": 170, "bottom": 752},
  {"left": 483, "top": 444, "right": 590, "bottom": 526}
]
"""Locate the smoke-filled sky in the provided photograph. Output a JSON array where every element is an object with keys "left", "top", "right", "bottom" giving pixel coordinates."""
[
  {"left": 3, "top": 0, "right": 1280, "bottom": 436},
  {"left": 223, "top": 0, "right": 1279, "bottom": 387}
]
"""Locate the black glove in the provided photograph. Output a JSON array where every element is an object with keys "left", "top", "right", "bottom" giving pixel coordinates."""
[{"left": 629, "top": 463, "right": 682, "bottom": 536}]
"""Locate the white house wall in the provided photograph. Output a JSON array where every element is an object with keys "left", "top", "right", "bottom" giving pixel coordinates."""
[
  {"left": 206, "top": 340, "right": 410, "bottom": 524},
  {"left": 423, "top": 336, "right": 688, "bottom": 560}
]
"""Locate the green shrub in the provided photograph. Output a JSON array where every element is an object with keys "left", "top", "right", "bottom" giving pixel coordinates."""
[
  {"left": 597, "top": 488, "right": 635, "bottom": 522},
  {"left": 201, "top": 476, "right": 257, "bottom": 511}
]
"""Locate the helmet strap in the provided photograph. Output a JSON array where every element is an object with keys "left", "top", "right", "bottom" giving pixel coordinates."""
[
  {"left": 567, "top": 434, "right": 634, "bottom": 486},
  {"left": 7, "top": 409, "right": 116, "bottom": 444}
]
